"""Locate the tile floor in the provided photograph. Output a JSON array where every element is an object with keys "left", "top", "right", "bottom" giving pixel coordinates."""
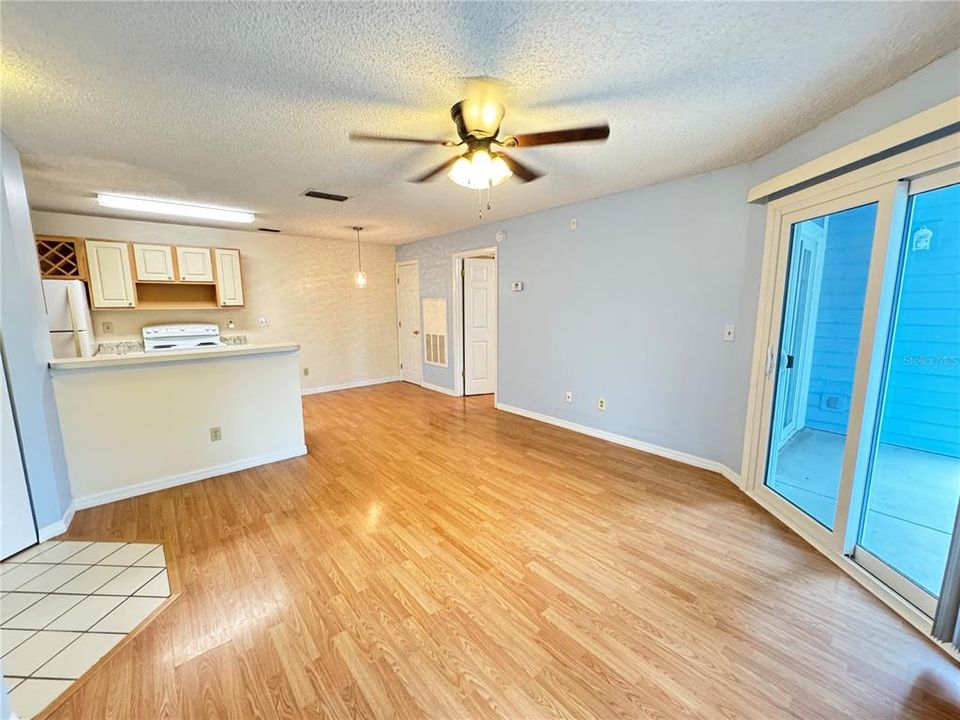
[{"left": 1, "top": 540, "right": 171, "bottom": 719}]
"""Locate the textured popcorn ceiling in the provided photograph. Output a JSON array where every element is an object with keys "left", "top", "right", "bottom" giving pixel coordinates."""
[{"left": 1, "top": 2, "right": 958, "bottom": 245}]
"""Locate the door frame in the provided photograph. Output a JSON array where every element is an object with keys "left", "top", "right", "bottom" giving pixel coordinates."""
[
  {"left": 450, "top": 247, "right": 498, "bottom": 398},
  {"left": 848, "top": 164, "right": 960, "bottom": 617},
  {"left": 395, "top": 260, "right": 423, "bottom": 386},
  {"left": 740, "top": 134, "right": 960, "bottom": 642},
  {"left": 774, "top": 220, "right": 826, "bottom": 448},
  {"left": 748, "top": 184, "right": 902, "bottom": 552}
]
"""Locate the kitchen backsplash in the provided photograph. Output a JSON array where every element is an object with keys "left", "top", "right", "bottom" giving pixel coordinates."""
[{"left": 97, "top": 334, "right": 248, "bottom": 356}]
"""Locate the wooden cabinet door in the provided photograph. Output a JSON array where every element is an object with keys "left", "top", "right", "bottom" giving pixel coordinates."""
[
  {"left": 176, "top": 246, "right": 214, "bottom": 282},
  {"left": 133, "top": 243, "right": 174, "bottom": 282},
  {"left": 85, "top": 240, "right": 136, "bottom": 308},
  {"left": 214, "top": 248, "right": 244, "bottom": 306}
]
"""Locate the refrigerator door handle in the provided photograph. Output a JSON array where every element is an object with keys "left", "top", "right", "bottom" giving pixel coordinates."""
[{"left": 66, "top": 285, "right": 82, "bottom": 357}]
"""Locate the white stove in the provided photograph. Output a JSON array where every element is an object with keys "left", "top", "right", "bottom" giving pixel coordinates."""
[{"left": 142, "top": 324, "right": 222, "bottom": 352}]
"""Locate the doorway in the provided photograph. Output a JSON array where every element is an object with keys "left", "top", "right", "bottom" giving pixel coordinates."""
[
  {"left": 452, "top": 248, "right": 497, "bottom": 397},
  {"left": 744, "top": 141, "right": 960, "bottom": 630},
  {"left": 395, "top": 261, "right": 422, "bottom": 386}
]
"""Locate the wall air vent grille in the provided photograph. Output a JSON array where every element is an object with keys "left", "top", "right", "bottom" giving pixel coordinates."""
[
  {"left": 425, "top": 334, "right": 447, "bottom": 366},
  {"left": 422, "top": 297, "right": 448, "bottom": 367}
]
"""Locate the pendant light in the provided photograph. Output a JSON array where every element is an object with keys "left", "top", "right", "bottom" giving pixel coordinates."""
[{"left": 353, "top": 226, "right": 367, "bottom": 288}]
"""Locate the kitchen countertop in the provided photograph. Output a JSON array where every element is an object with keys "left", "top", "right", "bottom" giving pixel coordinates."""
[{"left": 49, "top": 343, "right": 300, "bottom": 371}]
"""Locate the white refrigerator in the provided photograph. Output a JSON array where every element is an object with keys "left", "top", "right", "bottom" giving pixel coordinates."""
[{"left": 42, "top": 279, "right": 96, "bottom": 358}]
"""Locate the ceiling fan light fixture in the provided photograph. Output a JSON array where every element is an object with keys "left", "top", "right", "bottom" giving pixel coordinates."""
[{"left": 448, "top": 149, "right": 513, "bottom": 189}]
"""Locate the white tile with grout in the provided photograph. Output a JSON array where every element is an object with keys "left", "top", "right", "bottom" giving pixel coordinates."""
[{"left": 0, "top": 541, "right": 171, "bottom": 719}]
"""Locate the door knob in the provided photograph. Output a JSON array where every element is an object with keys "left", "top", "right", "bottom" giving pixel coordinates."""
[{"left": 413, "top": 330, "right": 420, "bottom": 335}]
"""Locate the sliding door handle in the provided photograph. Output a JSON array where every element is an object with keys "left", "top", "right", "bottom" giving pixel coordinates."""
[{"left": 785, "top": 354, "right": 795, "bottom": 369}]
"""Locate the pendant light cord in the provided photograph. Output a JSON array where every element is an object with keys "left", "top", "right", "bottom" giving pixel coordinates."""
[{"left": 354, "top": 226, "right": 363, "bottom": 272}]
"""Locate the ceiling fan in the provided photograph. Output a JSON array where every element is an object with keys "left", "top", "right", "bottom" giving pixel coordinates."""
[{"left": 349, "top": 99, "right": 609, "bottom": 189}]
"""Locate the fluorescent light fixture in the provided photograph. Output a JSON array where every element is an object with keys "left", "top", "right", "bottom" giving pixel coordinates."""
[{"left": 97, "top": 194, "right": 255, "bottom": 224}]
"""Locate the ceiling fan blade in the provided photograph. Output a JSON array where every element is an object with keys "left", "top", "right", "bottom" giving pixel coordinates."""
[
  {"left": 499, "top": 152, "right": 543, "bottom": 183},
  {"left": 410, "top": 156, "right": 460, "bottom": 183},
  {"left": 350, "top": 132, "right": 453, "bottom": 146},
  {"left": 506, "top": 124, "right": 610, "bottom": 148}
]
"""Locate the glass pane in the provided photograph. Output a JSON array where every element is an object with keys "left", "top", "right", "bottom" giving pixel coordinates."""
[
  {"left": 765, "top": 203, "right": 879, "bottom": 529},
  {"left": 858, "top": 182, "right": 960, "bottom": 595}
]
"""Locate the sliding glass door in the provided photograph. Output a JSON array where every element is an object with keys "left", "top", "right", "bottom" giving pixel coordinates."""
[
  {"left": 747, "top": 144, "right": 960, "bottom": 620},
  {"left": 766, "top": 203, "right": 877, "bottom": 530},
  {"left": 852, "top": 174, "right": 960, "bottom": 615}
]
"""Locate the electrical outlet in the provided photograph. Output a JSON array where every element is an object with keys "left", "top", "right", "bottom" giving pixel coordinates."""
[
  {"left": 564, "top": 391, "right": 573, "bottom": 403},
  {"left": 258, "top": 317, "right": 269, "bottom": 327},
  {"left": 302, "top": 367, "right": 310, "bottom": 376},
  {"left": 209, "top": 426, "right": 222, "bottom": 442},
  {"left": 597, "top": 397, "right": 607, "bottom": 411},
  {"left": 101, "top": 321, "right": 114, "bottom": 334}
]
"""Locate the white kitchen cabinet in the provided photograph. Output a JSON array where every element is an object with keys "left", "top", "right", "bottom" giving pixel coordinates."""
[
  {"left": 176, "top": 246, "right": 214, "bottom": 282},
  {"left": 214, "top": 248, "right": 244, "bottom": 306},
  {"left": 85, "top": 240, "right": 136, "bottom": 308},
  {"left": 133, "top": 243, "right": 175, "bottom": 281}
]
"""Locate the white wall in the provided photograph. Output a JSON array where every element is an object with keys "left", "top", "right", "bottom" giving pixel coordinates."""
[
  {"left": 397, "top": 50, "right": 960, "bottom": 476},
  {"left": 51, "top": 349, "right": 305, "bottom": 506},
  {"left": 1, "top": 134, "right": 73, "bottom": 530},
  {"left": 32, "top": 212, "right": 400, "bottom": 392}
]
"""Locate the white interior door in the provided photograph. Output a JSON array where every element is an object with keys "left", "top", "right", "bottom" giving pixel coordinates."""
[
  {"left": 396, "top": 263, "right": 422, "bottom": 385},
  {"left": 1, "top": 354, "right": 37, "bottom": 559},
  {"left": 463, "top": 257, "right": 497, "bottom": 396}
]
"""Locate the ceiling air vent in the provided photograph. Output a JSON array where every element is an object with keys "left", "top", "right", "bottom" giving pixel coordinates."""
[
  {"left": 304, "top": 190, "right": 348, "bottom": 202},
  {"left": 258, "top": 227, "right": 281, "bottom": 233}
]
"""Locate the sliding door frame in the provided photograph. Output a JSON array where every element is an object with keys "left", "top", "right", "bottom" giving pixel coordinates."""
[
  {"left": 741, "top": 134, "right": 960, "bottom": 640},
  {"left": 748, "top": 186, "right": 899, "bottom": 553},
  {"left": 849, "top": 164, "right": 960, "bottom": 619}
]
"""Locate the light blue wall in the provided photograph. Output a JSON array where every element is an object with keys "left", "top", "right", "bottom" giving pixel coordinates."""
[
  {"left": 1, "top": 133, "right": 73, "bottom": 529},
  {"left": 398, "top": 165, "right": 753, "bottom": 463},
  {"left": 881, "top": 183, "right": 960, "bottom": 457},
  {"left": 396, "top": 50, "right": 960, "bottom": 475},
  {"left": 804, "top": 205, "right": 875, "bottom": 435},
  {"left": 793, "top": 187, "right": 959, "bottom": 458}
]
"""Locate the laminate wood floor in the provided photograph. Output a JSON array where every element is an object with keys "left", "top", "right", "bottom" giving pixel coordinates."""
[{"left": 54, "top": 382, "right": 958, "bottom": 719}]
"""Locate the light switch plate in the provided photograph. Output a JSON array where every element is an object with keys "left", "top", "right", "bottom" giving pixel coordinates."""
[
  {"left": 511, "top": 281, "right": 523, "bottom": 291},
  {"left": 723, "top": 324, "right": 736, "bottom": 342}
]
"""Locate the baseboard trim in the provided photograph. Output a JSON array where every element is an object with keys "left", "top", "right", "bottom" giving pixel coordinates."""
[
  {"left": 495, "top": 402, "right": 741, "bottom": 484},
  {"left": 73, "top": 445, "right": 308, "bottom": 510},
  {"left": 422, "top": 381, "right": 459, "bottom": 397},
  {"left": 38, "top": 499, "right": 77, "bottom": 541},
  {"left": 301, "top": 376, "right": 399, "bottom": 396}
]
